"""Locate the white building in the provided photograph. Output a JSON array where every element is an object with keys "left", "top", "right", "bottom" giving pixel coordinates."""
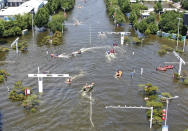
[{"left": 0, "top": 0, "right": 47, "bottom": 19}]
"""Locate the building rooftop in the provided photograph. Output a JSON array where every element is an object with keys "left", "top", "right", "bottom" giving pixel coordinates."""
[{"left": 0, "top": 0, "right": 47, "bottom": 17}]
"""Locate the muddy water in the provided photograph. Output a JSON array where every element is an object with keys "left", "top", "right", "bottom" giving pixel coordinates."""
[{"left": 0, "top": 0, "right": 187, "bottom": 131}]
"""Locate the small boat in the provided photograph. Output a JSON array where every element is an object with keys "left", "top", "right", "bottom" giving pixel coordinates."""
[
  {"left": 156, "top": 67, "right": 167, "bottom": 71},
  {"left": 65, "top": 78, "right": 72, "bottom": 84},
  {"left": 163, "top": 65, "right": 174, "bottom": 69},
  {"left": 82, "top": 83, "right": 95, "bottom": 93}
]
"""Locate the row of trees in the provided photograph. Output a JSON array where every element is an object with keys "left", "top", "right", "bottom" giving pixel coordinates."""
[
  {"left": 136, "top": 14, "right": 158, "bottom": 35},
  {"left": 34, "top": 0, "right": 75, "bottom": 30},
  {"left": 158, "top": 11, "right": 187, "bottom": 35},
  {"left": 104, "top": 0, "right": 125, "bottom": 24},
  {"left": 0, "top": 14, "right": 32, "bottom": 37},
  {"left": 117, "top": 0, "right": 186, "bottom": 36}
]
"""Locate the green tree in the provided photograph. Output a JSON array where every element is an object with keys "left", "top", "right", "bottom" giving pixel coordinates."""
[
  {"left": 154, "top": 2, "right": 162, "bottom": 13},
  {"left": 148, "top": 23, "right": 158, "bottom": 34},
  {"left": 137, "top": 19, "right": 147, "bottom": 33},
  {"left": 0, "top": 20, "right": 4, "bottom": 36},
  {"left": 181, "top": 0, "right": 188, "bottom": 10},
  {"left": 145, "top": 28, "right": 151, "bottom": 35},
  {"left": 119, "top": 0, "right": 131, "bottom": 13},
  {"left": 158, "top": 11, "right": 183, "bottom": 34},
  {"left": 34, "top": 8, "right": 49, "bottom": 28},
  {"left": 129, "top": 11, "right": 137, "bottom": 24}
]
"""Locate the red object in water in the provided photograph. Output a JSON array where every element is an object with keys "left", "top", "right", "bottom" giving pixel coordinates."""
[
  {"left": 164, "top": 65, "right": 174, "bottom": 69},
  {"left": 162, "top": 116, "right": 166, "bottom": 120},
  {"left": 162, "top": 109, "right": 166, "bottom": 113},
  {"left": 110, "top": 49, "right": 115, "bottom": 53},
  {"left": 25, "top": 88, "right": 31, "bottom": 96},
  {"left": 156, "top": 67, "right": 167, "bottom": 71}
]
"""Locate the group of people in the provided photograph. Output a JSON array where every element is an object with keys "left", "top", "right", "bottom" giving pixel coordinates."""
[
  {"left": 65, "top": 77, "right": 95, "bottom": 93},
  {"left": 106, "top": 43, "right": 118, "bottom": 55}
]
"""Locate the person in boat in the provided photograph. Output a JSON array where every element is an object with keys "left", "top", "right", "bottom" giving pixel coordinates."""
[
  {"left": 106, "top": 50, "right": 110, "bottom": 55},
  {"left": 113, "top": 43, "right": 118, "bottom": 46},
  {"left": 115, "top": 70, "right": 122, "bottom": 78},
  {"left": 50, "top": 54, "right": 58, "bottom": 58},
  {"left": 77, "top": 50, "right": 81, "bottom": 54},
  {"left": 65, "top": 77, "right": 72, "bottom": 84},
  {"left": 110, "top": 49, "right": 115, "bottom": 54},
  {"left": 82, "top": 82, "right": 95, "bottom": 92}
]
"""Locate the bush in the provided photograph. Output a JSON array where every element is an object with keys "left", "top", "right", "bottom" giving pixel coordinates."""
[
  {"left": 0, "top": 47, "right": 9, "bottom": 52},
  {"left": 183, "top": 78, "right": 188, "bottom": 85},
  {"left": 173, "top": 72, "right": 180, "bottom": 80},
  {"left": 12, "top": 41, "right": 28, "bottom": 52},
  {"left": 132, "top": 37, "right": 141, "bottom": 44},
  {"left": 0, "top": 70, "right": 9, "bottom": 83},
  {"left": 9, "top": 81, "right": 39, "bottom": 112},
  {"left": 158, "top": 49, "right": 167, "bottom": 56},
  {"left": 40, "top": 31, "right": 62, "bottom": 46}
]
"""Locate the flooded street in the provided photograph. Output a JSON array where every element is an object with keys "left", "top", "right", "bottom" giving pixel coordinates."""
[{"left": 0, "top": 0, "right": 187, "bottom": 131}]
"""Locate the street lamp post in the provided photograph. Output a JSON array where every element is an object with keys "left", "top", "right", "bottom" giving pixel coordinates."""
[
  {"left": 161, "top": 96, "right": 179, "bottom": 131},
  {"left": 164, "top": 96, "right": 179, "bottom": 126},
  {"left": 176, "top": 18, "right": 182, "bottom": 49}
]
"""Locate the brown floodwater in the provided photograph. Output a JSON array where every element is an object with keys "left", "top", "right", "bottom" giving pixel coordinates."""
[{"left": 0, "top": 0, "right": 187, "bottom": 131}]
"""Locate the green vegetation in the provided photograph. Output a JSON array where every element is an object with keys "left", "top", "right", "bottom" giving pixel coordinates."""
[
  {"left": 9, "top": 81, "right": 39, "bottom": 112},
  {"left": 132, "top": 37, "right": 141, "bottom": 44},
  {"left": 12, "top": 41, "right": 28, "bottom": 52},
  {"left": 34, "top": 0, "right": 75, "bottom": 29},
  {"left": 34, "top": 8, "right": 49, "bottom": 28},
  {"left": 158, "top": 11, "right": 184, "bottom": 34},
  {"left": 41, "top": 31, "right": 62, "bottom": 46},
  {"left": 45, "top": 0, "right": 75, "bottom": 15},
  {"left": 118, "top": 0, "right": 131, "bottom": 14},
  {"left": 158, "top": 45, "right": 173, "bottom": 56},
  {"left": 104, "top": 0, "right": 126, "bottom": 24},
  {"left": 181, "top": 0, "right": 188, "bottom": 10},
  {"left": 137, "top": 14, "right": 158, "bottom": 35},
  {"left": 139, "top": 83, "right": 172, "bottom": 125},
  {"left": 48, "top": 13, "right": 65, "bottom": 33},
  {"left": 154, "top": 1, "right": 162, "bottom": 13},
  {"left": 0, "top": 70, "right": 10, "bottom": 83},
  {"left": 0, "top": 47, "right": 9, "bottom": 52},
  {"left": 0, "top": 14, "right": 32, "bottom": 38}
]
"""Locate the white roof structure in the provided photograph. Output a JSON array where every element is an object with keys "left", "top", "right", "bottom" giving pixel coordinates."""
[
  {"left": 0, "top": 0, "right": 47, "bottom": 17},
  {"left": 141, "top": 8, "right": 154, "bottom": 17},
  {"left": 163, "top": 8, "right": 178, "bottom": 12}
]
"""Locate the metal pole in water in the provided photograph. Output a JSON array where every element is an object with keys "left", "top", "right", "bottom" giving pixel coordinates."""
[
  {"left": 141, "top": 68, "right": 143, "bottom": 76},
  {"left": 90, "top": 92, "right": 94, "bottom": 127},
  {"left": 178, "top": 60, "right": 182, "bottom": 75},
  {"left": 150, "top": 107, "right": 153, "bottom": 128},
  {"left": 183, "top": 38, "right": 186, "bottom": 52}
]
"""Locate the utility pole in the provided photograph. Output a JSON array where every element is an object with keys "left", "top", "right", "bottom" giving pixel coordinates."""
[{"left": 176, "top": 18, "right": 182, "bottom": 49}]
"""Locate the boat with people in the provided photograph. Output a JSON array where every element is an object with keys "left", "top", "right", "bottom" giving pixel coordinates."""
[
  {"left": 65, "top": 77, "right": 72, "bottom": 84},
  {"left": 163, "top": 65, "right": 174, "bottom": 69},
  {"left": 156, "top": 66, "right": 167, "bottom": 71},
  {"left": 115, "top": 70, "right": 123, "bottom": 78},
  {"left": 156, "top": 65, "right": 174, "bottom": 71},
  {"left": 82, "top": 82, "right": 95, "bottom": 93}
]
